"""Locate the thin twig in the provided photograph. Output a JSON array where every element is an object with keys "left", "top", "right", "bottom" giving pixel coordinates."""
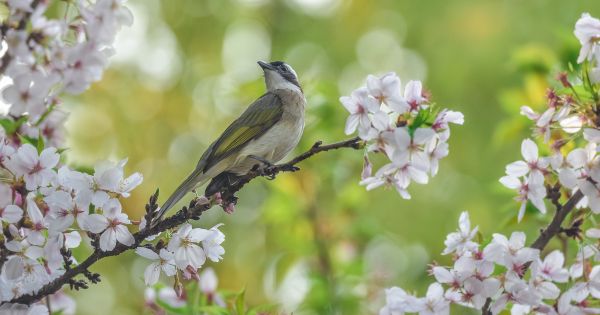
[{"left": 3, "top": 137, "right": 362, "bottom": 306}]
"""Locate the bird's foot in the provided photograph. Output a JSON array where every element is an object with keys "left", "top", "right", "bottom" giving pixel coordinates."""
[
  {"left": 205, "top": 172, "right": 241, "bottom": 196},
  {"left": 249, "top": 155, "right": 280, "bottom": 179},
  {"left": 249, "top": 155, "right": 274, "bottom": 168},
  {"left": 263, "top": 168, "right": 277, "bottom": 180}
]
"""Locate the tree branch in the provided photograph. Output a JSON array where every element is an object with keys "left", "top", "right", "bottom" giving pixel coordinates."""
[
  {"left": 530, "top": 190, "right": 584, "bottom": 250},
  {"left": 3, "top": 137, "right": 362, "bottom": 306},
  {"left": 481, "top": 189, "right": 585, "bottom": 314}
]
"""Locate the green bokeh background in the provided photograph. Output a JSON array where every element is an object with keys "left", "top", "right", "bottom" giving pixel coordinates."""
[{"left": 61, "top": 1, "right": 600, "bottom": 314}]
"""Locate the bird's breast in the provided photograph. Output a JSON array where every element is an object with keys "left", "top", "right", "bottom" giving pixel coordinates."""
[{"left": 232, "top": 91, "right": 305, "bottom": 173}]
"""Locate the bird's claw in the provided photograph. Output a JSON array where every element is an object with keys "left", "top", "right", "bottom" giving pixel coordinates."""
[
  {"left": 249, "top": 155, "right": 274, "bottom": 168},
  {"left": 262, "top": 167, "right": 277, "bottom": 180}
]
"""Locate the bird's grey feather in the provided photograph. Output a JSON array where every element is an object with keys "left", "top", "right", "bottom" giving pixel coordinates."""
[
  {"left": 200, "top": 92, "right": 283, "bottom": 171},
  {"left": 152, "top": 92, "right": 284, "bottom": 224}
]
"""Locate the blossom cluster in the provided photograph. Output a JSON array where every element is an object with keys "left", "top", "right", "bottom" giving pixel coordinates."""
[
  {"left": 135, "top": 223, "right": 225, "bottom": 286},
  {"left": 0, "top": 1, "right": 230, "bottom": 311},
  {"left": 0, "top": 144, "right": 143, "bottom": 306},
  {"left": 379, "top": 12, "right": 600, "bottom": 315},
  {"left": 499, "top": 12, "right": 600, "bottom": 227},
  {"left": 380, "top": 212, "right": 600, "bottom": 315},
  {"left": 341, "top": 73, "right": 463, "bottom": 199},
  {"left": 0, "top": 0, "right": 185, "bottom": 313},
  {"left": 1, "top": 0, "right": 132, "bottom": 130}
]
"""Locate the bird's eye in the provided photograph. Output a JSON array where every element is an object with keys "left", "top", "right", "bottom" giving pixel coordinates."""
[{"left": 279, "top": 65, "right": 288, "bottom": 72}]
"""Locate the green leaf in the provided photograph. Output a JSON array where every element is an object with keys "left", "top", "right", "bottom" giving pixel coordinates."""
[
  {"left": 36, "top": 134, "right": 45, "bottom": 154},
  {"left": 56, "top": 147, "right": 69, "bottom": 154},
  {"left": 196, "top": 305, "right": 230, "bottom": 315},
  {"left": 247, "top": 303, "right": 279, "bottom": 315},
  {"left": 74, "top": 165, "right": 94, "bottom": 175},
  {"left": 155, "top": 298, "right": 188, "bottom": 314},
  {"left": 235, "top": 288, "right": 246, "bottom": 315},
  {"left": 0, "top": 119, "right": 15, "bottom": 134},
  {"left": 0, "top": 116, "right": 27, "bottom": 135},
  {"left": 18, "top": 134, "right": 39, "bottom": 148},
  {"left": 408, "top": 106, "right": 439, "bottom": 136}
]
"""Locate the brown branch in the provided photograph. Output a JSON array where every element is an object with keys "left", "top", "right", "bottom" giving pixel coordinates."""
[
  {"left": 3, "top": 137, "right": 362, "bottom": 306},
  {"left": 530, "top": 190, "right": 584, "bottom": 250},
  {"left": 481, "top": 189, "right": 585, "bottom": 314}
]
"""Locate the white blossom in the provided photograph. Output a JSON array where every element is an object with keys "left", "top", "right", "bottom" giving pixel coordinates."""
[
  {"left": 82, "top": 200, "right": 134, "bottom": 251},
  {"left": 574, "top": 13, "right": 600, "bottom": 63},
  {"left": 442, "top": 211, "right": 478, "bottom": 255},
  {"left": 366, "top": 72, "right": 408, "bottom": 114},
  {"left": 505, "top": 139, "right": 549, "bottom": 184},
  {"left": 499, "top": 175, "right": 547, "bottom": 221},
  {"left": 5, "top": 144, "right": 59, "bottom": 190},
  {"left": 135, "top": 247, "right": 176, "bottom": 286},
  {"left": 167, "top": 223, "right": 211, "bottom": 269},
  {"left": 340, "top": 87, "right": 380, "bottom": 137},
  {"left": 202, "top": 224, "right": 226, "bottom": 262}
]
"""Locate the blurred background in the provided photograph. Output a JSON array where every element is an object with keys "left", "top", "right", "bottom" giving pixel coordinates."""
[{"left": 62, "top": 0, "right": 600, "bottom": 314}]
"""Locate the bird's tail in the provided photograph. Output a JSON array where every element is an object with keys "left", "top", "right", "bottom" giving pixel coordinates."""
[{"left": 151, "top": 170, "right": 209, "bottom": 227}]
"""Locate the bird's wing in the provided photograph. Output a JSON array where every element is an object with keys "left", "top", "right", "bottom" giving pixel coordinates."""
[{"left": 198, "top": 92, "right": 284, "bottom": 172}]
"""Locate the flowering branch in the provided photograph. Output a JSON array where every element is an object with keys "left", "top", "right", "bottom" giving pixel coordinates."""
[
  {"left": 380, "top": 13, "right": 600, "bottom": 315},
  {"left": 2, "top": 137, "right": 363, "bottom": 306},
  {"left": 530, "top": 190, "right": 584, "bottom": 251},
  {"left": 480, "top": 190, "right": 585, "bottom": 315},
  {"left": 0, "top": 0, "right": 461, "bottom": 311}
]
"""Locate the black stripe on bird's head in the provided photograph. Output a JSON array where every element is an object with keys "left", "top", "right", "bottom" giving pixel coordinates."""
[{"left": 258, "top": 60, "right": 301, "bottom": 90}]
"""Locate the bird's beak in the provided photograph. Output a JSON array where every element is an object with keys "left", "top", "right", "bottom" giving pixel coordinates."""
[{"left": 258, "top": 60, "right": 275, "bottom": 71}]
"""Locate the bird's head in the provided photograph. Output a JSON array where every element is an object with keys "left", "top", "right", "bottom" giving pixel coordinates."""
[{"left": 258, "top": 60, "right": 302, "bottom": 93}]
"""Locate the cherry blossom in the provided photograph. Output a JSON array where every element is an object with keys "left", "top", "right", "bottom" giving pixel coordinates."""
[
  {"left": 0, "top": 303, "right": 49, "bottom": 315},
  {"left": 44, "top": 190, "right": 89, "bottom": 232},
  {"left": 505, "top": 139, "right": 549, "bottom": 184},
  {"left": 82, "top": 200, "right": 135, "bottom": 251},
  {"left": 0, "top": 0, "right": 156, "bottom": 308},
  {"left": 340, "top": 87, "right": 380, "bottom": 136},
  {"left": 0, "top": 204, "right": 23, "bottom": 224},
  {"left": 167, "top": 223, "right": 211, "bottom": 269},
  {"left": 135, "top": 247, "right": 176, "bottom": 286},
  {"left": 574, "top": 13, "right": 600, "bottom": 63},
  {"left": 579, "top": 180, "right": 600, "bottom": 213},
  {"left": 499, "top": 175, "right": 547, "bottom": 221},
  {"left": 410, "top": 283, "right": 450, "bottom": 315},
  {"left": 202, "top": 224, "right": 226, "bottom": 262},
  {"left": 366, "top": 72, "right": 408, "bottom": 114},
  {"left": 390, "top": 127, "right": 435, "bottom": 168},
  {"left": 2, "top": 73, "right": 52, "bottom": 119},
  {"left": 441, "top": 211, "right": 478, "bottom": 255},
  {"left": 584, "top": 128, "right": 600, "bottom": 143},
  {"left": 342, "top": 74, "right": 462, "bottom": 199},
  {"left": 379, "top": 287, "right": 417, "bottom": 315},
  {"left": 4, "top": 144, "right": 59, "bottom": 190},
  {"left": 533, "top": 250, "right": 569, "bottom": 283},
  {"left": 24, "top": 197, "right": 48, "bottom": 246}
]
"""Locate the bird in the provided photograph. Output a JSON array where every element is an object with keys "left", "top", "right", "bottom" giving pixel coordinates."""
[{"left": 151, "top": 61, "right": 306, "bottom": 226}]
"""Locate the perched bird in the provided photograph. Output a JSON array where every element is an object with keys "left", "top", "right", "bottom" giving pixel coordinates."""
[{"left": 152, "top": 61, "right": 306, "bottom": 225}]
